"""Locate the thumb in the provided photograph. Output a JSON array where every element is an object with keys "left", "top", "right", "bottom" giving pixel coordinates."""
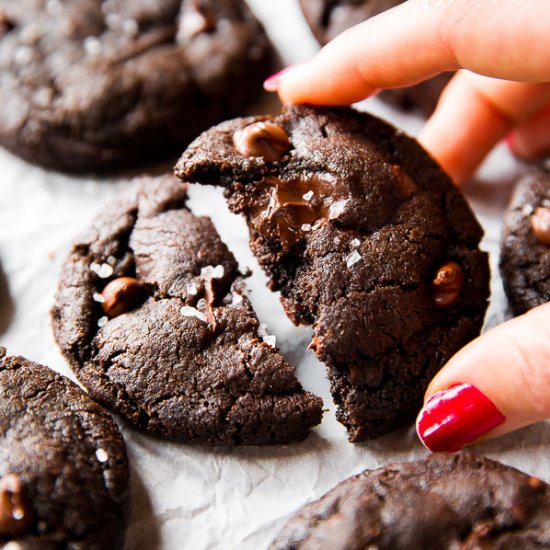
[{"left": 416, "top": 302, "right": 550, "bottom": 452}]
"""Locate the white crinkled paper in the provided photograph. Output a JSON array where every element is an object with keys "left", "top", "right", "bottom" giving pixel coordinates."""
[{"left": 0, "top": 1, "right": 549, "bottom": 548}]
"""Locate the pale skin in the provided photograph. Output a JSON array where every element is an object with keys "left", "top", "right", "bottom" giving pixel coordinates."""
[{"left": 265, "top": 0, "right": 550, "bottom": 449}]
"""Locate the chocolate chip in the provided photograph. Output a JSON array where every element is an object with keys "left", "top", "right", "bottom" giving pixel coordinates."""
[
  {"left": 233, "top": 121, "right": 291, "bottom": 162},
  {"left": 0, "top": 474, "right": 33, "bottom": 537},
  {"left": 530, "top": 207, "right": 550, "bottom": 246},
  {"left": 100, "top": 276, "right": 148, "bottom": 318},
  {"left": 432, "top": 261, "right": 464, "bottom": 308}
]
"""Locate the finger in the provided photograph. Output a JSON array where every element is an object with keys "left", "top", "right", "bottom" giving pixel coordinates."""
[
  {"left": 272, "top": 0, "right": 550, "bottom": 105},
  {"left": 508, "top": 101, "right": 550, "bottom": 161},
  {"left": 416, "top": 302, "right": 550, "bottom": 453},
  {"left": 419, "top": 72, "right": 550, "bottom": 184}
]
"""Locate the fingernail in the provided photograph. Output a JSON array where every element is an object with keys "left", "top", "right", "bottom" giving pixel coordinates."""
[
  {"left": 416, "top": 383, "right": 505, "bottom": 453},
  {"left": 505, "top": 133, "right": 518, "bottom": 155},
  {"left": 263, "top": 63, "right": 305, "bottom": 92}
]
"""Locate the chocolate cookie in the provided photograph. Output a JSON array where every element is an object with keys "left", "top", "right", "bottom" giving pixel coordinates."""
[
  {"left": 0, "top": 0, "right": 272, "bottom": 172},
  {"left": 52, "top": 175, "right": 323, "bottom": 445},
  {"left": 269, "top": 453, "right": 550, "bottom": 549},
  {"left": 176, "top": 105, "right": 489, "bottom": 441},
  {"left": 500, "top": 164, "right": 550, "bottom": 315},
  {"left": 298, "top": 0, "right": 452, "bottom": 115},
  {"left": 0, "top": 348, "right": 129, "bottom": 549}
]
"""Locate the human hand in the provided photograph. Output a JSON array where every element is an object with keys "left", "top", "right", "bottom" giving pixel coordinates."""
[
  {"left": 264, "top": 0, "right": 550, "bottom": 452},
  {"left": 264, "top": 0, "right": 550, "bottom": 184}
]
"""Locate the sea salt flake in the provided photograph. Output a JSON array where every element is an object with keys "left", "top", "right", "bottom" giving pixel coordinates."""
[
  {"left": 350, "top": 238, "right": 361, "bottom": 248},
  {"left": 14, "top": 46, "right": 33, "bottom": 65},
  {"left": 12, "top": 508, "right": 24, "bottom": 520},
  {"left": 122, "top": 19, "right": 138, "bottom": 36},
  {"left": 4, "top": 542, "right": 23, "bottom": 550},
  {"left": 84, "top": 36, "right": 102, "bottom": 57},
  {"left": 346, "top": 250, "right": 362, "bottom": 268},
  {"left": 264, "top": 334, "right": 277, "bottom": 348},
  {"left": 522, "top": 204, "right": 534, "bottom": 216},
  {"left": 231, "top": 293, "right": 243, "bottom": 305},
  {"left": 329, "top": 199, "right": 348, "bottom": 219},
  {"left": 301, "top": 223, "right": 311, "bottom": 232},
  {"left": 91, "top": 262, "right": 114, "bottom": 279},
  {"left": 106, "top": 13, "right": 122, "bottom": 30},
  {"left": 93, "top": 292, "right": 105, "bottom": 303},
  {"left": 258, "top": 323, "right": 269, "bottom": 338},
  {"left": 542, "top": 199, "right": 550, "bottom": 207},
  {"left": 33, "top": 87, "right": 53, "bottom": 108},
  {"left": 302, "top": 190, "right": 314, "bottom": 201},
  {"left": 95, "top": 448, "right": 109, "bottom": 463},
  {"left": 201, "top": 264, "right": 224, "bottom": 279},
  {"left": 323, "top": 197, "right": 334, "bottom": 208},
  {"left": 46, "top": 0, "right": 63, "bottom": 16},
  {"left": 196, "top": 298, "right": 206, "bottom": 310},
  {"left": 186, "top": 281, "right": 198, "bottom": 296},
  {"left": 97, "top": 316, "right": 108, "bottom": 328},
  {"left": 181, "top": 306, "right": 207, "bottom": 323}
]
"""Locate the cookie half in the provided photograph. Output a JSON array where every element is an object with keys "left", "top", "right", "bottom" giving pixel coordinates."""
[
  {"left": 500, "top": 165, "right": 550, "bottom": 315},
  {"left": 52, "top": 175, "right": 323, "bottom": 445},
  {"left": 176, "top": 105, "right": 490, "bottom": 441},
  {"left": 0, "top": 348, "right": 129, "bottom": 549},
  {"left": 0, "top": 0, "right": 272, "bottom": 172},
  {"left": 269, "top": 453, "right": 550, "bottom": 549},
  {"left": 298, "top": 0, "right": 452, "bottom": 115}
]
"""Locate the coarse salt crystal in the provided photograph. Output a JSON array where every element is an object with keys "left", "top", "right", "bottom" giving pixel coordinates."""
[
  {"left": 231, "top": 293, "right": 243, "bottom": 305},
  {"left": 302, "top": 190, "right": 314, "bottom": 201},
  {"left": 522, "top": 204, "right": 534, "bottom": 216},
  {"left": 346, "top": 250, "right": 362, "bottom": 268},
  {"left": 181, "top": 306, "right": 207, "bottom": 323},
  {"left": 95, "top": 448, "right": 109, "bottom": 463},
  {"left": 201, "top": 265, "right": 224, "bottom": 279},
  {"left": 97, "top": 316, "right": 108, "bottom": 328},
  {"left": 542, "top": 199, "right": 550, "bottom": 207},
  {"left": 14, "top": 46, "right": 33, "bottom": 65},
  {"left": 350, "top": 238, "right": 361, "bottom": 248},
  {"left": 84, "top": 36, "right": 102, "bottom": 57},
  {"left": 4, "top": 542, "right": 23, "bottom": 550},
  {"left": 12, "top": 508, "right": 24, "bottom": 520},
  {"left": 186, "top": 281, "right": 198, "bottom": 296},
  {"left": 122, "top": 18, "right": 138, "bottom": 36},
  {"left": 90, "top": 262, "right": 114, "bottom": 279},
  {"left": 46, "top": 0, "right": 63, "bottom": 16},
  {"left": 301, "top": 224, "right": 311, "bottom": 232},
  {"left": 264, "top": 334, "right": 277, "bottom": 348},
  {"left": 196, "top": 298, "right": 206, "bottom": 310},
  {"left": 93, "top": 292, "right": 105, "bottom": 303}
]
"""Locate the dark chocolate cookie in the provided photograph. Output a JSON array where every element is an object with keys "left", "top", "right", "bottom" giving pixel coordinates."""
[
  {"left": 52, "top": 175, "right": 323, "bottom": 445},
  {"left": 0, "top": 347, "right": 129, "bottom": 549},
  {"left": 298, "top": 0, "right": 452, "bottom": 115},
  {"left": 176, "top": 105, "right": 489, "bottom": 441},
  {"left": 0, "top": 0, "right": 272, "bottom": 172},
  {"left": 269, "top": 453, "right": 550, "bottom": 549},
  {"left": 500, "top": 163, "right": 550, "bottom": 315}
]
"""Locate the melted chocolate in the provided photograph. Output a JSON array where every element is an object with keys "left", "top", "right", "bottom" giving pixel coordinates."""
[{"left": 250, "top": 174, "right": 349, "bottom": 249}]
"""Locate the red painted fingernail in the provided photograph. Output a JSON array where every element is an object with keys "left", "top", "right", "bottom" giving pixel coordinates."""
[
  {"left": 263, "top": 63, "right": 305, "bottom": 92},
  {"left": 416, "top": 383, "right": 505, "bottom": 453},
  {"left": 505, "top": 133, "right": 517, "bottom": 155}
]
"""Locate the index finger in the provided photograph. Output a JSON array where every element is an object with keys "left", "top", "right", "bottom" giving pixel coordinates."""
[{"left": 276, "top": 0, "right": 550, "bottom": 105}]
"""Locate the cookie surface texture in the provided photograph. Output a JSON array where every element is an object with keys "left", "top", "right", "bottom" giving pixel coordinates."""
[
  {"left": 0, "top": 0, "right": 272, "bottom": 172},
  {"left": 0, "top": 348, "right": 129, "bottom": 549},
  {"left": 269, "top": 453, "right": 550, "bottom": 550},
  {"left": 176, "top": 105, "right": 490, "bottom": 441},
  {"left": 500, "top": 165, "right": 550, "bottom": 315},
  {"left": 52, "top": 175, "right": 323, "bottom": 445}
]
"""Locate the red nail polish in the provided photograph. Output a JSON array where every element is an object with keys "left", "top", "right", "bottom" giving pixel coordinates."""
[
  {"left": 417, "top": 383, "right": 505, "bottom": 453},
  {"left": 263, "top": 63, "right": 305, "bottom": 92},
  {"left": 505, "top": 133, "right": 516, "bottom": 154}
]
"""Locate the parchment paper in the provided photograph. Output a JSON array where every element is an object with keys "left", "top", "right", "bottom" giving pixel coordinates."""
[{"left": 0, "top": 1, "right": 549, "bottom": 549}]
